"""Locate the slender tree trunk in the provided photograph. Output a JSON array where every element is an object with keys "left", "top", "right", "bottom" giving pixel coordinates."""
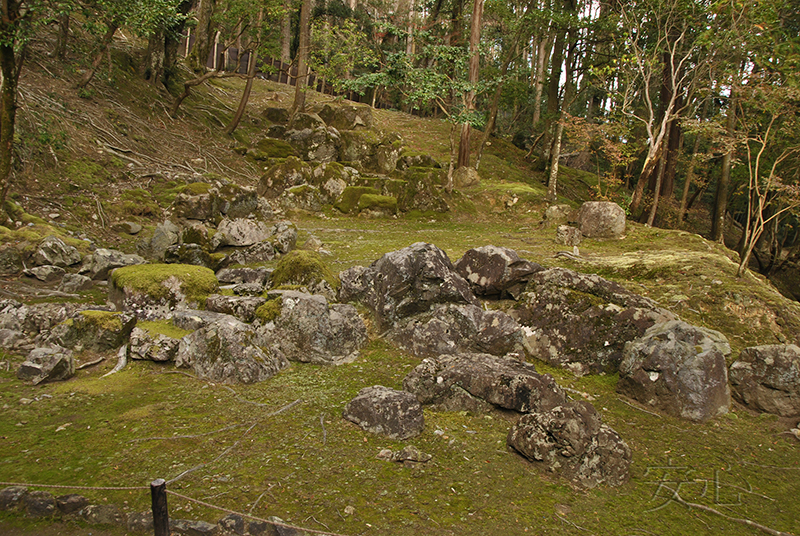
[
  {"left": 225, "top": 49, "right": 258, "bottom": 135},
  {"left": 646, "top": 123, "right": 671, "bottom": 226},
  {"left": 76, "top": 23, "right": 118, "bottom": 89},
  {"left": 291, "top": 0, "right": 312, "bottom": 115},
  {"left": 0, "top": 43, "right": 19, "bottom": 214},
  {"left": 145, "top": 28, "right": 166, "bottom": 85},
  {"left": 54, "top": 12, "right": 70, "bottom": 59},
  {"left": 280, "top": 5, "right": 291, "bottom": 64},
  {"left": 531, "top": 36, "right": 551, "bottom": 126},
  {"left": 476, "top": 46, "right": 517, "bottom": 170},
  {"left": 712, "top": 93, "right": 736, "bottom": 242},
  {"left": 547, "top": 25, "right": 577, "bottom": 202},
  {"left": 457, "top": 0, "right": 483, "bottom": 170},
  {"left": 190, "top": 0, "right": 217, "bottom": 73},
  {"left": 678, "top": 133, "right": 702, "bottom": 223}
]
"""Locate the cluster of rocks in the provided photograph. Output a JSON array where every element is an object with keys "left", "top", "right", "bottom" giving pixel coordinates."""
[{"left": 0, "top": 486, "right": 308, "bottom": 536}]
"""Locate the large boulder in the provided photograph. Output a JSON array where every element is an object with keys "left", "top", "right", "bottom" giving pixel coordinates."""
[
  {"left": 32, "top": 236, "right": 81, "bottom": 267},
  {"left": 0, "top": 245, "right": 24, "bottom": 275},
  {"left": 206, "top": 294, "right": 267, "bottom": 323},
  {"left": 87, "top": 248, "right": 147, "bottom": 280},
  {"left": 164, "top": 244, "right": 218, "bottom": 269},
  {"left": 729, "top": 344, "right": 800, "bottom": 417},
  {"left": 23, "top": 265, "right": 65, "bottom": 282},
  {"left": 212, "top": 218, "right": 274, "bottom": 249},
  {"left": 342, "top": 385, "right": 424, "bottom": 440},
  {"left": 339, "top": 243, "right": 479, "bottom": 332},
  {"left": 507, "top": 402, "right": 631, "bottom": 489},
  {"left": 618, "top": 320, "right": 731, "bottom": 422},
  {"left": 175, "top": 314, "right": 289, "bottom": 384},
  {"left": 216, "top": 267, "right": 272, "bottom": 287},
  {"left": 45, "top": 310, "right": 136, "bottom": 352},
  {"left": 455, "top": 246, "right": 543, "bottom": 299},
  {"left": 144, "top": 220, "right": 181, "bottom": 260},
  {"left": 318, "top": 104, "right": 373, "bottom": 130},
  {"left": 512, "top": 267, "right": 676, "bottom": 375},
  {"left": 286, "top": 127, "right": 340, "bottom": 163},
  {"left": 576, "top": 201, "right": 626, "bottom": 238},
  {"left": 257, "top": 157, "right": 314, "bottom": 199},
  {"left": 17, "top": 345, "right": 75, "bottom": 384},
  {"left": 129, "top": 326, "right": 183, "bottom": 362},
  {"left": 404, "top": 353, "right": 567, "bottom": 413},
  {"left": 260, "top": 290, "right": 368, "bottom": 365},
  {"left": 389, "top": 304, "right": 527, "bottom": 359}
]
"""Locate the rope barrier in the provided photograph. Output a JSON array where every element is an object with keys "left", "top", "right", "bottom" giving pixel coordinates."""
[
  {"left": 0, "top": 481, "right": 147, "bottom": 491},
  {"left": 166, "top": 489, "right": 349, "bottom": 536}
]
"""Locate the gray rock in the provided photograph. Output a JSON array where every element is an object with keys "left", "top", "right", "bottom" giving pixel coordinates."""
[
  {"left": 507, "top": 402, "right": 631, "bottom": 489},
  {"left": 213, "top": 218, "right": 274, "bottom": 249},
  {"left": 730, "top": 344, "right": 800, "bottom": 417},
  {"left": 89, "top": 248, "right": 147, "bottom": 280},
  {"left": 272, "top": 220, "right": 297, "bottom": 254},
  {"left": 233, "top": 282, "right": 265, "bottom": 296},
  {"left": 389, "top": 304, "right": 527, "bottom": 359},
  {"left": 318, "top": 103, "right": 373, "bottom": 130},
  {"left": 0, "top": 246, "right": 24, "bottom": 275},
  {"left": 127, "top": 511, "right": 154, "bottom": 533},
  {"left": 56, "top": 494, "right": 89, "bottom": 515},
  {"left": 218, "top": 513, "right": 245, "bottom": 535},
  {"left": 216, "top": 267, "right": 272, "bottom": 286},
  {"left": 173, "top": 309, "right": 236, "bottom": 331},
  {"left": 219, "top": 184, "right": 262, "bottom": 220},
  {"left": 113, "top": 221, "right": 143, "bottom": 235},
  {"left": 257, "top": 157, "right": 313, "bottom": 199},
  {"left": 176, "top": 314, "right": 289, "bottom": 384},
  {"left": 343, "top": 385, "right": 425, "bottom": 440},
  {"left": 555, "top": 225, "right": 583, "bottom": 246},
  {"left": 33, "top": 236, "right": 81, "bottom": 267},
  {"left": 206, "top": 294, "right": 266, "bottom": 323},
  {"left": 280, "top": 184, "right": 323, "bottom": 213},
  {"left": 0, "top": 486, "right": 28, "bottom": 511},
  {"left": 396, "top": 153, "right": 441, "bottom": 170},
  {"left": 58, "top": 273, "right": 93, "bottom": 293},
  {"left": 17, "top": 345, "right": 74, "bottom": 384},
  {"left": 288, "top": 112, "right": 326, "bottom": 131},
  {"left": 129, "top": 327, "right": 182, "bottom": 362},
  {"left": 164, "top": 244, "right": 217, "bottom": 269},
  {"left": 263, "top": 107, "right": 289, "bottom": 125},
  {"left": 81, "top": 503, "right": 125, "bottom": 525},
  {"left": 0, "top": 329, "right": 34, "bottom": 352},
  {"left": 262, "top": 290, "right": 368, "bottom": 365},
  {"left": 171, "top": 519, "right": 219, "bottom": 535},
  {"left": 286, "top": 126, "right": 340, "bottom": 163},
  {"left": 512, "top": 267, "right": 676, "bottom": 375},
  {"left": 23, "top": 265, "right": 66, "bottom": 282},
  {"left": 543, "top": 204, "right": 575, "bottom": 226},
  {"left": 222, "top": 241, "right": 277, "bottom": 267},
  {"left": 24, "top": 490, "right": 55, "bottom": 518},
  {"left": 171, "top": 189, "right": 218, "bottom": 222},
  {"left": 339, "top": 242, "right": 479, "bottom": 332},
  {"left": 46, "top": 311, "right": 136, "bottom": 352},
  {"left": 453, "top": 166, "right": 480, "bottom": 188},
  {"left": 380, "top": 445, "right": 433, "bottom": 463},
  {"left": 146, "top": 220, "right": 181, "bottom": 260},
  {"left": 618, "top": 320, "right": 731, "bottom": 422},
  {"left": 0, "top": 299, "right": 27, "bottom": 331},
  {"left": 404, "top": 353, "right": 567, "bottom": 414},
  {"left": 455, "top": 246, "right": 542, "bottom": 299},
  {"left": 576, "top": 201, "right": 626, "bottom": 238}
]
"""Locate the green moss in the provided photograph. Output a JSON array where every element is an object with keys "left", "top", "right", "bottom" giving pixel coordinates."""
[
  {"left": 111, "top": 264, "right": 219, "bottom": 304},
  {"left": 119, "top": 188, "right": 160, "bottom": 217},
  {"left": 64, "top": 159, "right": 109, "bottom": 189},
  {"left": 181, "top": 182, "right": 214, "bottom": 196},
  {"left": 358, "top": 194, "right": 397, "bottom": 215},
  {"left": 138, "top": 320, "right": 193, "bottom": 339},
  {"left": 272, "top": 250, "right": 340, "bottom": 291},
  {"left": 254, "top": 297, "right": 283, "bottom": 323},
  {"left": 335, "top": 186, "right": 380, "bottom": 214},
  {"left": 78, "top": 310, "right": 124, "bottom": 331},
  {"left": 252, "top": 138, "right": 298, "bottom": 159}
]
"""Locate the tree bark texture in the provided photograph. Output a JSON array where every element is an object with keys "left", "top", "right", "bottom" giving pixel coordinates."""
[
  {"left": 292, "top": 0, "right": 312, "bottom": 115},
  {"left": 190, "top": 0, "right": 217, "bottom": 73},
  {"left": 456, "top": 0, "right": 483, "bottom": 170}
]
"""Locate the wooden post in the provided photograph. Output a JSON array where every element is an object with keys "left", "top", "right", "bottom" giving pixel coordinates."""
[{"left": 150, "top": 478, "right": 169, "bottom": 536}]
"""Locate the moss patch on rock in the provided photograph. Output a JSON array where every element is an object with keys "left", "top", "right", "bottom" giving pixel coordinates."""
[
  {"left": 138, "top": 319, "right": 193, "bottom": 339},
  {"left": 271, "top": 250, "right": 340, "bottom": 291},
  {"left": 335, "top": 186, "right": 380, "bottom": 214},
  {"left": 254, "top": 297, "right": 283, "bottom": 324},
  {"left": 358, "top": 194, "right": 397, "bottom": 215},
  {"left": 110, "top": 263, "right": 219, "bottom": 304}
]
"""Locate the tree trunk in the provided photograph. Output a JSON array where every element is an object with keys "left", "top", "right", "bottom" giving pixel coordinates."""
[
  {"left": 54, "top": 12, "right": 70, "bottom": 59},
  {"left": 542, "top": 28, "right": 565, "bottom": 163},
  {"left": 225, "top": 49, "right": 258, "bottom": 135},
  {"left": 646, "top": 123, "right": 671, "bottom": 226},
  {"left": 291, "top": 0, "right": 313, "bottom": 116},
  {"left": 476, "top": 45, "right": 518, "bottom": 170},
  {"left": 678, "top": 133, "right": 702, "bottom": 223},
  {"left": 76, "top": 23, "right": 118, "bottom": 89},
  {"left": 145, "top": 28, "right": 166, "bottom": 85},
  {"left": 0, "top": 42, "right": 19, "bottom": 215},
  {"left": 280, "top": 5, "right": 291, "bottom": 64},
  {"left": 546, "top": 24, "right": 577, "bottom": 203},
  {"left": 531, "top": 36, "right": 552, "bottom": 126},
  {"left": 190, "top": 0, "right": 217, "bottom": 73},
  {"left": 456, "top": 0, "right": 483, "bottom": 170},
  {"left": 712, "top": 94, "right": 736, "bottom": 242}
]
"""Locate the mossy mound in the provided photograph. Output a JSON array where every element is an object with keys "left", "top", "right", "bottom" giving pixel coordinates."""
[
  {"left": 335, "top": 186, "right": 380, "bottom": 214},
  {"left": 249, "top": 138, "right": 299, "bottom": 160},
  {"left": 272, "top": 250, "right": 340, "bottom": 291},
  {"left": 254, "top": 297, "right": 283, "bottom": 324},
  {"left": 137, "top": 319, "right": 194, "bottom": 339},
  {"left": 110, "top": 264, "right": 219, "bottom": 310},
  {"left": 358, "top": 194, "right": 397, "bottom": 215}
]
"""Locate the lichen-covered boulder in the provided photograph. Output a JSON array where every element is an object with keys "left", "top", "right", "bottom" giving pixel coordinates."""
[
  {"left": 404, "top": 353, "right": 566, "bottom": 414},
  {"left": 318, "top": 103, "right": 373, "bottom": 130},
  {"left": 170, "top": 183, "right": 219, "bottom": 221},
  {"left": 339, "top": 243, "right": 479, "bottom": 332},
  {"left": 576, "top": 201, "right": 626, "bottom": 238},
  {"left": 543, "top": 204, "right": 575, "bottom": 226},
  {"left": 259, "top": 290, "right": 368, "bottom": 365},
  {"left": 396, "top": 152, "right": 441, "bottom": 171},
  {"left": 164, "top": 244, "right": 218, "bottom": 269},
  {"left": 555, "top": 225, "right": 582, "bottom": 246},
  {"left": 0, "top": 328, "right": 33, "bottom": 352},
  {"left": 730, "top": 344, "right": 800, "bottom": 417},
  {"left": 247, "top": 137, "right": 299, "bottom": 161},
  {"left": 58, "top": 274, "right": 93, "bottom": 293},
  {"left": 0, "top": 486, "right": 28, "bottom": 511},
  {"left": 0, "top": 245, "right": 24, "bottom": 276},
  {"left": 280, "top": 184, "right": 323, "bottom": 213},
  {"left": 216, "top": 267, "right": 272, "bottom": 287},
  {"left": 45, "top": 310, "right": 136, "bottom": 352},
  {"left": 144, "top": 220, "right": 181, "bottom": 260},
  {"left": 512, "top": 267, "right": 675, "bottom": 375},
  {"left": 175, "top": 314, "right": 289, "bottom": 384},
  {"left": 286, "top": 126, "right": 340, "bottom": 163},
  {"left": 109, "top": 264, "right": 219, "bottom": 318},
  {"left": 129, "top": 326, "right": 185, "bottom": 362},
  {"left": 390, "top": 304, "right": 527, "bottom": 359},
  {"left": 288, "top": 112, "right": 326, "bottom": 131},
  {"left": 33, "top": 236, "right": 81, "bottom": 267},
  {"left": 272, "top": 220, "right": 298, "bottom": 254},
  {"left": 213, "top": 218, "right": 274, "bottom": 249},
  {"left": 618, "top": 320, "right": 731, "bottom": 422},
  {"left": 23, "top": 265, "right": 65, "bottom": 282},
  {"left": 206, "top": 294, "right": 267, "bottom": 323},
  {"left": 455, "top": 246, "right": 543, "bottom": 299},
  {"left": 257, "top": 157, "right": 313, "bottom": 199},
  {"left": 17, "top": 345, "right": 74, "bottom": 384},
  {"left": 343, "top": 386, "right": 424, "bottom": 440},
  {"left": 453, "top": 166, "right": 480, "bottom": 188},
  {"left": 220, "top": 241, "right": 277, "bottom": 268},
  {"left": 271, "top": 250, "right": 338, "bottom": 301},
  {"left": 507, "top": 402, "right": 631, "bottom": 489},
  {"left": 88, "top": 248, "right": 147, "bottom": 280}
]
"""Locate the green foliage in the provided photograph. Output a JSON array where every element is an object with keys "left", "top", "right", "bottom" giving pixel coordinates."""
[{"left": 310, "top": 19, "right": 378, "bottom": 94}]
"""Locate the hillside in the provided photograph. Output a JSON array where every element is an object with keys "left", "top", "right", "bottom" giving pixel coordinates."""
[{"left": 1, "top": 32, "right": 799, "bottom": 536}]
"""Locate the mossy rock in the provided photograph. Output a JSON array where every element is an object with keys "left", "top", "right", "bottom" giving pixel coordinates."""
[
  {"left": 254, "top": 297, "right": 283, "bottom": 324},
  {"left": 357, "top": 194, "right": 397, "bottom": 215},
  {"left": 109, "top": 263, "right": 219, "bottom": 313},
  {"left": 248, "top": 138, "right": 299, "bottom": 161},
  {"left": 257, "top": 157, "right": 314, "bottom": 199},
  {"left": 272, "top": 250, "right": 340, "bottom": 292},
  {"left": 52, "top": 310, "right": 137, "bottom": 351},
  {"left": 181, "top": 182, "right": 214, "bottom": 196},
  {"left": 335, "top": 186, "right": 380, "bottom": 214},
  {"left": 137, "top": 319, "right": 193, "bottom": 339}
]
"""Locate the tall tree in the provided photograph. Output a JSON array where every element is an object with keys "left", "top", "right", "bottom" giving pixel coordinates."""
[
  {"left": 456, "top": 0, "right": 483, "bottom": 169},
  {"left": 290, "top": 0, "right": 312, "bottom": 115}
]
